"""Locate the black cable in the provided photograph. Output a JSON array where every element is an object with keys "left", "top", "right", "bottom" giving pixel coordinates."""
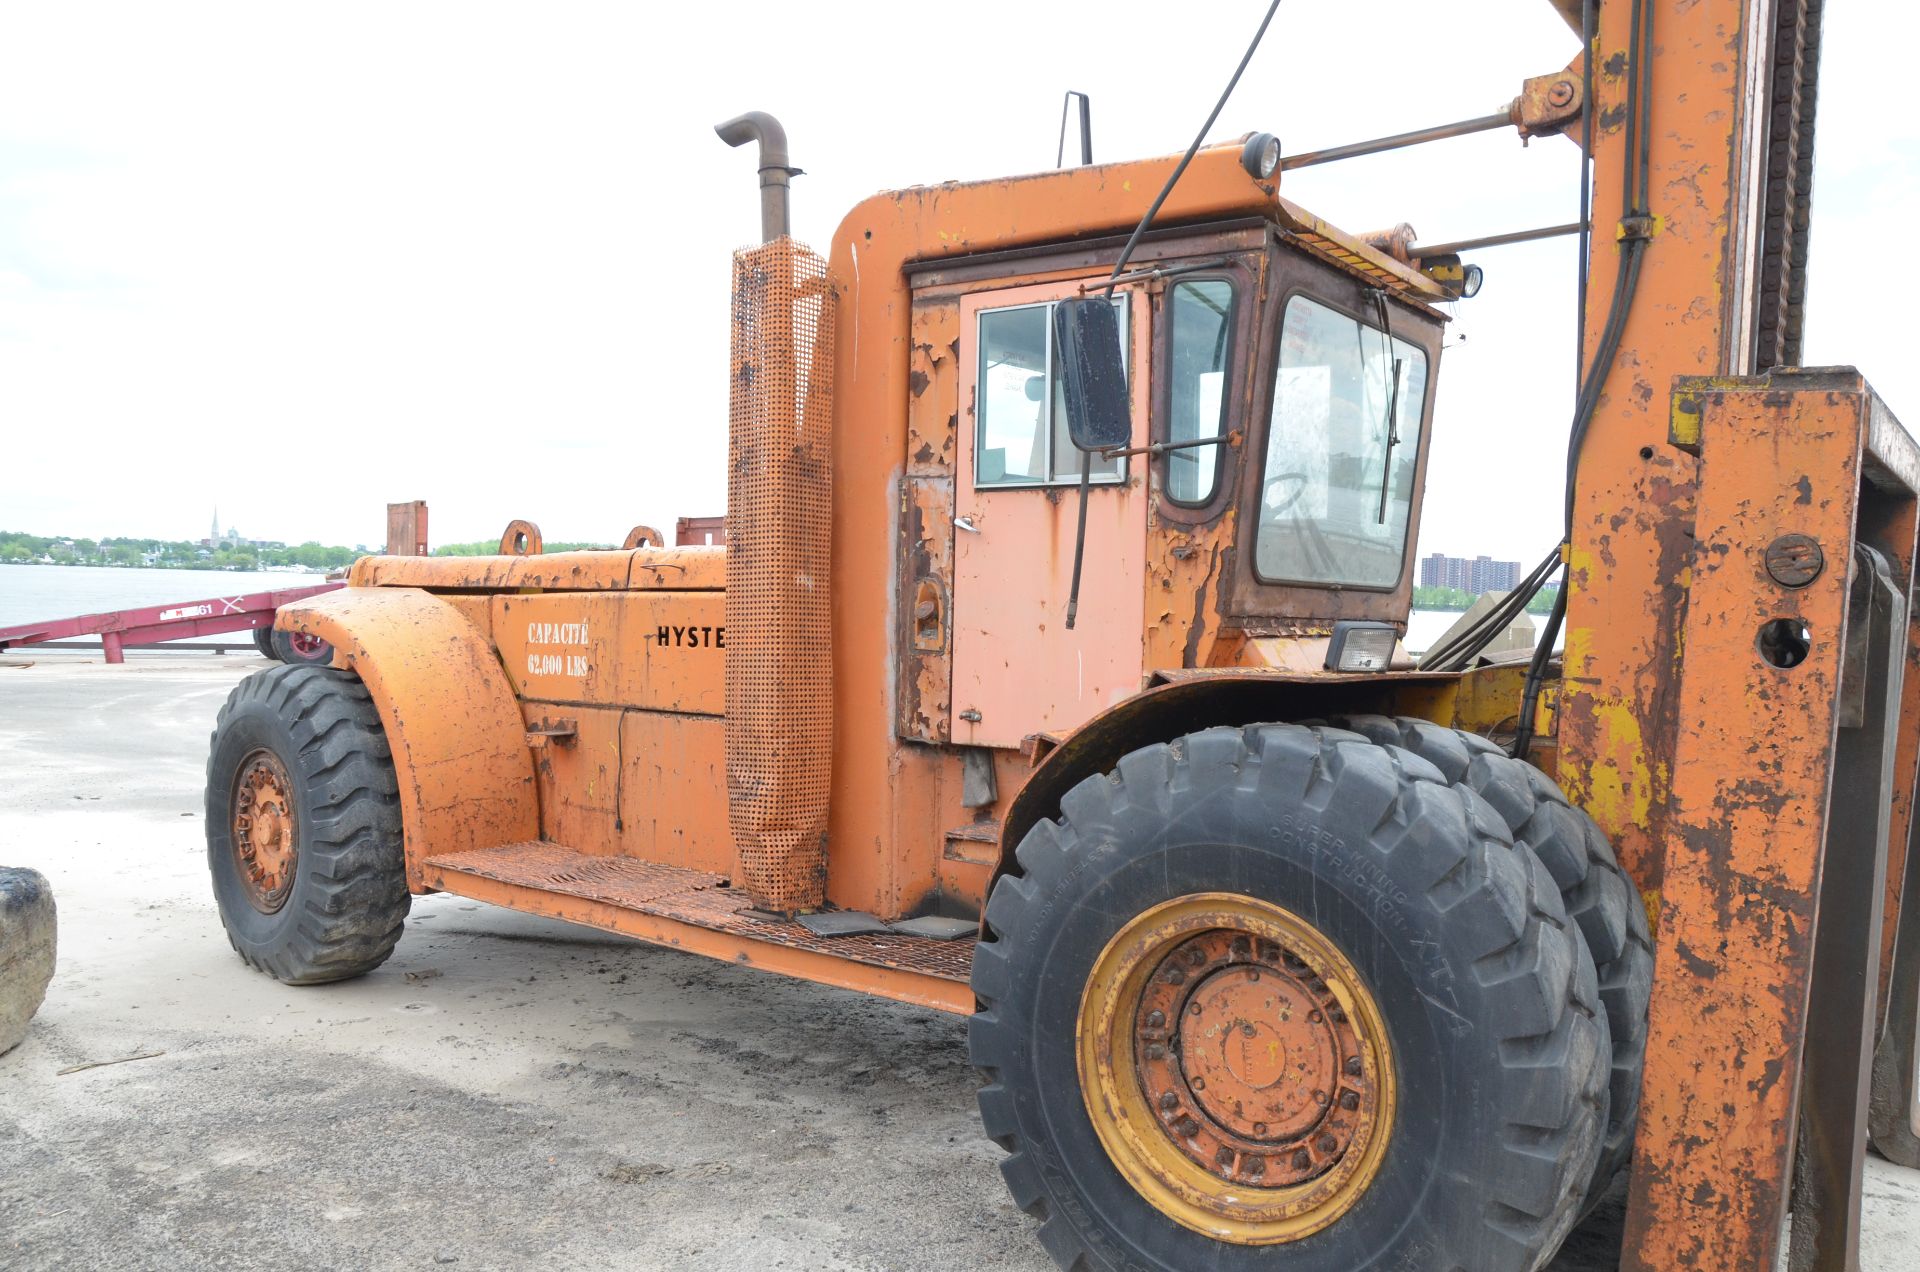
[
  {"left": 1103, "top": 0, "right": 1284, "bottom": 294},
  {"left": 1065, "top": 0, "right": 1282, "bottom": 629},
  {"left": 1575, "top": 0, "right": 1595, "bottom": 382},
  {"left": 1514, "top": 0, "right": 1655, "bottom": 757},
  {"left": 1510, "top": 581, "right": 1567, "bottom": 755},
  {"left": 1420, "top": 543, "right": 1564, "bottom": 672}
]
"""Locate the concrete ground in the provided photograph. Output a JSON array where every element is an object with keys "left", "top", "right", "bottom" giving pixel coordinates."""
[{"left": 2, "top": 650, "right": 1917, "bottom": 1271}]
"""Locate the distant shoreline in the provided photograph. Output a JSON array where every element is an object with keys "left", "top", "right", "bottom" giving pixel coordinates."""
[{"left": 0, "top": 560, "right": 331, "bottom": 574}]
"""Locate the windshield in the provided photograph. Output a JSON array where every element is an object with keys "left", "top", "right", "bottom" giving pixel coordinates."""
[{"left": 1255, "top": 294, "right": 1429, "bottom": 588}]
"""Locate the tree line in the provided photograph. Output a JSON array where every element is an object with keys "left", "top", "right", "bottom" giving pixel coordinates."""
[
  {"left": 1412, "top": 584, "right": 1561, "bottom": 615},
  {"left": 0, "top": 531, "right": 639, "bottom": 571},
  {"left": 0, "top": 531, "right": 361, "bottom": 572}
]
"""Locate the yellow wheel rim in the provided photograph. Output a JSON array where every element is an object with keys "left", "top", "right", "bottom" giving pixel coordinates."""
[{"left": 1076, "top": 893, "right": 1395, "bottom": 1246}]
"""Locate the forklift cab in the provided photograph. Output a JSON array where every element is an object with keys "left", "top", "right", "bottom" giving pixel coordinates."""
[{"left": 935, "top": 222, "right": 1446, "bottom": 748}]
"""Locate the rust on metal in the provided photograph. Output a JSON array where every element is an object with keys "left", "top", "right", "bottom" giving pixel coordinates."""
[
  {"left": 231, "top": 749, "right": 298, "bottom": 913},
  {"left": 497, "top": 519, "right": 543, "bottom": 556},
  {"left": 385, "top": 500, "right": 429, "bottom": 556},
  {"left": 1509, "top": 55, "right": 1587, "bottom": 141},
  {"left": 621, "top": 525, "right": 664, "bottom": 550},
  {"left": 275, "top": 586, "right": 539, "bottom": 891},
  {"left": 350, "top": 546, "right": 724, "bottom": 593},
  {"left": 1764, "top": 532, "right": 1825, "bottom": 587},
  {"left": 1077, "top": 894, "right": 1393, "bottom": 1245},
  {"left": 724, "top": 236, "right": 836, "bottom": 913},
  {"left": 421, "top": 842, "right": 973, "bottom": 1014},
  {"left": 1621, "top": 373, "right": 1914, "bottom": 1271},
  {"left": 1133, "top": 929, "right": 1373, "bottom": 1186}
]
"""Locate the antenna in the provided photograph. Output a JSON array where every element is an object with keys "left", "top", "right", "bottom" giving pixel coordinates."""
[{"left": 1056, "top": 91, "right": 1092, "bottom": 167}]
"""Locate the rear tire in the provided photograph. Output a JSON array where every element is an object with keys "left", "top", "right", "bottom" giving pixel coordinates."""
[
  {"left": 252, "top": 625, "right": 277, "bottom": 660},
  {"left": 1327, "top": 715, "right": 1654, "bottom": 1212},
  {"left": 205, "top": 664, "right": 408, "bottom": 984},
  {"left": 970, "top": 724, "right": 1607, "bottom": 1272}
]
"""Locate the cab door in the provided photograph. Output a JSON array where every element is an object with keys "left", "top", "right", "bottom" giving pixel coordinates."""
[{"left": 950, "top": 278, "right": 1150, "bottom": 748}]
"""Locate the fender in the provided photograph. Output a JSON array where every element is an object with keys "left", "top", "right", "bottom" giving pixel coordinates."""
[
  {"left": 278, "top": 587, "right": 538, "bottom": 890},
  {"left": 990, "top": 669, "right": 1466, "bottom": 901}
]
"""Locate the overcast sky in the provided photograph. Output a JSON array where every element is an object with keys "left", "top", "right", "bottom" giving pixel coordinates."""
[{"left": 1, "top": 1, "right": 1912, "bottom": 559}]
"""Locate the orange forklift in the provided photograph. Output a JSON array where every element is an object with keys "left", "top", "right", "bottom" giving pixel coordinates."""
[{"left": 203, "top": 1, "right": 1919, "bottom": 1267}]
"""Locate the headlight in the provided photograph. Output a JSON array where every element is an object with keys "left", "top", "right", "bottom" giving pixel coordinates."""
[
  {"left": 1326, "top": 621, "right": 1398, "bottom": 672},
  {"left": 1241, "top": 132, "right": 1281, "bottom": 180}
]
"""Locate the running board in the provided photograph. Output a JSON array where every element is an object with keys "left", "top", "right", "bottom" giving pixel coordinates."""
[{"left": 419, "top": 844, "right": 976, "bottom": 1015}]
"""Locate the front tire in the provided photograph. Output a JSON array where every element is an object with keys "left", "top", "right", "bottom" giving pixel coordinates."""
[
  {"left": 1327, "top": 715, "right": 1654, "bottom": 1211},
  {"left": 205, "top": 664, "right": 408, "bottom": 984},
  {"left": 970, "top": 724, "right": 1607, "bottom": 1272}
]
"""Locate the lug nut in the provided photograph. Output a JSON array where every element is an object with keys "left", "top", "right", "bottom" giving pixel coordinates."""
[
  {"left": 1146, "top": 1009, "right": 1164, "bottom": 1029},
  {"left": 1293, "top": 1150, "right": 1312, "bottom": 1170},
  {"left": 1216, "top": 1147, "right": 1234, "bottom": 1167},
  {"left": 1160, "top": 1091, "right": 1178, "bottom": 1111},
  {"left": 1345, "top": 1055, "right": 1363, "bottom": 1076},
  {"left": 1340, "top": 1090, "right": 1360, "bottom": 1111},
  {"left": 1317, "top": 1134, "right": 1338, "bottom": 1154},
  {"left": 1177, "top": 1117, "right": 1200, "bottom": 1138}
]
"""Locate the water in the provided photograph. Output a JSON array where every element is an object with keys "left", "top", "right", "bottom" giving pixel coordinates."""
[
  {"left": 0, "top": 564, "right": 321, "bottom": 646},
  {"left": 1405, "top": 609, "right": 1462, "bottom": 655},
  {"left": 0, "top": 567, "right": 1534, "bottom": 658}
]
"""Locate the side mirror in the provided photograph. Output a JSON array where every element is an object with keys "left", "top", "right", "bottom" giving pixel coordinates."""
[{"left": 1053, "top": 298, "right": 1131, "bottom": 452}]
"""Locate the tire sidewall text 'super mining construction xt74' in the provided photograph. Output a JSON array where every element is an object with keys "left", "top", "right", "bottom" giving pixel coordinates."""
[{"left": 970, "top": 723, "right": 1608, "bottom": 1272}]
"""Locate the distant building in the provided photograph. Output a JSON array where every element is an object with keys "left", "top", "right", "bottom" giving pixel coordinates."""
[
  {"left": 199, "top": 507, "right": 280, "bottom": 551},
  {"left": 1420, "top": 553, "right": 1523, "bottom": 595}
]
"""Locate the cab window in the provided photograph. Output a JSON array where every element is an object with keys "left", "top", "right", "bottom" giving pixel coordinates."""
[
  {"left": 976, "top": 297, "right": 1128, "bottom": 487},
  {"left": 1165, "top": 279, "right": 1233, "bottom": 504},
  {"left": 1255, "top": 294, "right": 1428, "bottom": 588}
]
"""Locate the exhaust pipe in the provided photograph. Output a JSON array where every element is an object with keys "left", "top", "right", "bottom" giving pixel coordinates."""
[{"left": 715, "top": 111, "right": 800, "bottom": 242}]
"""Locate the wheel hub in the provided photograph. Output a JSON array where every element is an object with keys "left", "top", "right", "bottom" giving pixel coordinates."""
[
  {"left": 1078, "top": 894, "right": 1395, "bottom": 1246},
  {"left": 231, "top": 749, "right": 298, "bottom": 913}
]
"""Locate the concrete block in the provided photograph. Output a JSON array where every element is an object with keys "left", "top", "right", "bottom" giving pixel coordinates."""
[{"left": 0, "top": 867, "right": 56, "bottom": 1055}]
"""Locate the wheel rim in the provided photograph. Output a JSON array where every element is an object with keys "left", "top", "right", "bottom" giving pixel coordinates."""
[
  {"left": 288, "top": 631, "right": 329, "bottom": 661},
  {"left": 1077, "top": 892, "right": 1396, "bottom": 1246},
  {"left": 231, "top": 749, "right": 298, "bottom": 913}
]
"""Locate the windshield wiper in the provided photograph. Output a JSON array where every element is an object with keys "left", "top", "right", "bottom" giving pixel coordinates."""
[{"left": 1371, "top": 289, "right": 1402, "bottom": 524}]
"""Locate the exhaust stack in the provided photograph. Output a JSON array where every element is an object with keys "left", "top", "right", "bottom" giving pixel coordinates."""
[
  {"left": 715, "top": 111, "right": 799, "bottom": 243},
  {"left": 717, "top": 114, "right": 835, "bottom": 914}
]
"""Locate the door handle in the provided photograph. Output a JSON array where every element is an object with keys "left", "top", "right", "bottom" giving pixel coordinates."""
[{"left": 955, "top": 516, "right": 982, "bottom": 534}]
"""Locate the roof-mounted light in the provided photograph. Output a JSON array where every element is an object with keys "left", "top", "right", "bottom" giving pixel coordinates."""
[{"left": 1241, "top": 132, "right": 1281, "bottom": 180}]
